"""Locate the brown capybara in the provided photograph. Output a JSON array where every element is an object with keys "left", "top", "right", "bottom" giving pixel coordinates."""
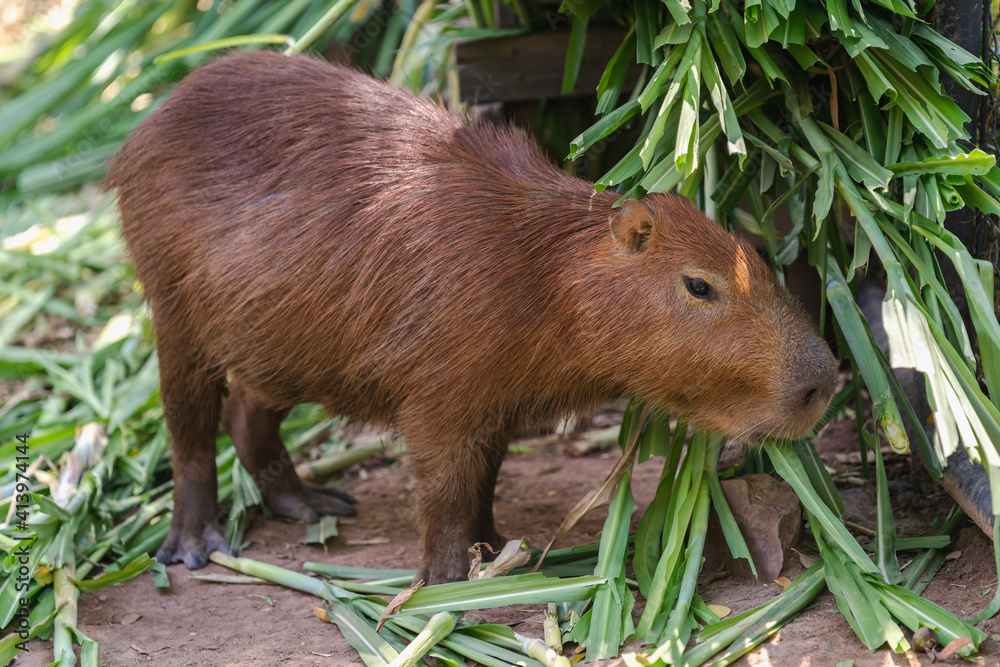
[{"left": 106, "top": 50, "right": 837, "bottom": 585}]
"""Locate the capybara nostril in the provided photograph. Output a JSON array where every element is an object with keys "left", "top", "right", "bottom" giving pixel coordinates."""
[{"left": 803, "top": 387, "right": 817, "bottom": 407}]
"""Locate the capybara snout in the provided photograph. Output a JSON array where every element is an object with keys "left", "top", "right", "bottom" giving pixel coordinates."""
[{"left": 107, "top": 50, "right": 836, "bottom": 584}]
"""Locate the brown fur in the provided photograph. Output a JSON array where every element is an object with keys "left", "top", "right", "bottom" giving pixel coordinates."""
[{"left": 106, "top": 51, "right": 837, "bottom": 584}]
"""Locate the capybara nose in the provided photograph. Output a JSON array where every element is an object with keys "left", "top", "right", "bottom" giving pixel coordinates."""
[{"left": 790, "top": 342, "right": 837, "bottom": 412}]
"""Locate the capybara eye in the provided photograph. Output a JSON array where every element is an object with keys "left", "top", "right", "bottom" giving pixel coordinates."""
[{"left": 684, "top": 276, "right": 712, "bottom": 299}]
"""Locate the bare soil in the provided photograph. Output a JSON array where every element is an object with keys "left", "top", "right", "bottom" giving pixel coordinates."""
[{"left": 11, "top": 409, "right": 1000, "bottom": 667}]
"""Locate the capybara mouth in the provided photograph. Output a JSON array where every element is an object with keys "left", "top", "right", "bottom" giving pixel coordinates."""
[{"left": 746, "top": 414, "right": 829, "bottom": 445}]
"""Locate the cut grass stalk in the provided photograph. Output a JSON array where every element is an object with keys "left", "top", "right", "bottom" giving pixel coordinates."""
[
  {"left": 635, "top": 430, "right": 708, "bottom": 640},
  {"left": 295, "top": 441, "right": 388, "bottom": 483},
  {"left": 580, "top": 468, "right": 635, "bottom": 659},
  {"left": 543, "top": 603, "right": 562, "bottom": 652},
  {"left": 302, "top": 564, "right": 415, "bottom": 580},
  {"left": 354, "top": 600, "right": 546, "bottom": 667},
  {"left": 648, "top": 472, "right": 711, "bottom": 663},
  {"left": 326, "top": 600, "right": 397, "bottom": 667},
  {"left": 373, "top": 617, "right": 467, "bottom": 667},
  {"left": 209, "top": 552, "right": 353, "bottom": 602},
  {"left": 678, "top": 561, "right": 827, "bottom": 667},
  {"left": 792, "top": 439, "right": 845, "bottom": 516},
  {"left": 386, "top": 611, "right": 458, "bottom": 667},
  {"left": 46, "top": 423, "right": 116, "bottom": 665},
  {"left": 514, "top": 630, "right": 571, "bottom": 667}
]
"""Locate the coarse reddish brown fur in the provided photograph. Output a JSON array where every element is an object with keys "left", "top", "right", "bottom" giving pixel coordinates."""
[{"left": 105, "top": 50, "right": 837, "bottom": 584}]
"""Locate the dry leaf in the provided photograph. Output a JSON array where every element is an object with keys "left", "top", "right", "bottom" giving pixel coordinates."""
[
  {"left": 377, "top": 581, "right": 423, "bottom": 631},
  {"left": 476, "top": 539, "right": 531, "bottom": 579},
  {"left": 468, "top": 542, "right": 490, "bottom": 579},
  {"left": 793, "top": 549, "right": 818, "bottom": 569},
  {"left": 706, "top": 604, "right": 731, "bottom": 619}
]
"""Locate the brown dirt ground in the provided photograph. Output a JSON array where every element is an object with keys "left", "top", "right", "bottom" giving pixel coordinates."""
[{"left": 11, "top": 407, "right": 1000, "bottom": 667}]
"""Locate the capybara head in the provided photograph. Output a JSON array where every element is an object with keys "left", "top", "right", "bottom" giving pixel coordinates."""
[{"left": 581, "top": 195, "right": 837, "bottom": 442}]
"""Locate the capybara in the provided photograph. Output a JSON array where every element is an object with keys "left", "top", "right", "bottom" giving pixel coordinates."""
[{"left": 106, "top": 50, "right": 837, "bottom": 585}]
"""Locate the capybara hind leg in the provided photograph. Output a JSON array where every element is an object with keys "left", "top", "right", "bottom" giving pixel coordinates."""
[
  {"left": 221, "top": 381, "right": 356, "bottom": 522},
  {"left": 409, "top": 425, "right": 510, "bottom": 585},
  {"left": 155, "top": 341, "right": 230, "bottom": 569}
]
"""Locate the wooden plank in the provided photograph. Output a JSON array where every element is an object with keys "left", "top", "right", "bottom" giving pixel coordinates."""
[{"left": 454, "top": 27, "right": 636, "bottom": 104}]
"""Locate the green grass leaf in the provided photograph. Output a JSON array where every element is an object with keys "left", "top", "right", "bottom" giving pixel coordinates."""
[
  {"left": 562, "top": 15, "right": 588, "bottom": 94},
  {"left": 888, "top": 149, "right": 996, "bottom": 177},
  {"left": 397, "top": 574, "right": 605, "bottom": 615}
]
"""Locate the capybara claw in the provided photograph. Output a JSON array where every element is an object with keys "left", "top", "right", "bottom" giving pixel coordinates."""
[
  {"left": 156, "top": 524, "right": 232, "bottom": 569},
  {"left": 183, "top": 545, "right": 209, "bottom": 570},
  {"left": 267, "top": 484, "right": 357, "bottom": 523},
  {"left": 415, "top": 559, "right": 470, "bottom": 586}
]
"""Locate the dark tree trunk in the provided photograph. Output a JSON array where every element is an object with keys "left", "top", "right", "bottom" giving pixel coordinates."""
[{"left": 929, "top": 0, "right": 988, "bottom": 326}]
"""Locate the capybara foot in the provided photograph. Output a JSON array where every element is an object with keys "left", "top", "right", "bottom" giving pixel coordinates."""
[
  {"left": 156, "top": 522, "right": 232, "bottom": 569},
  {"left": 415, "top": 530, "right": 507, "bottom": 585},
  {"left": 415, "top": 554, "right": 471, "bottom": 586},
  {"left": 266, "top": 484, "right": 356, "bottom": 523}
]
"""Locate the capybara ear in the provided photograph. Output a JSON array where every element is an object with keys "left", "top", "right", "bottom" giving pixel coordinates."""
[{"left": 610, "top": 199, "right": 656, "bottom": 255}]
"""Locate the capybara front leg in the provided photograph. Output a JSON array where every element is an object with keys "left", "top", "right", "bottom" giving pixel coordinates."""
[
  {"left": 408, "top": 424, "right": 510, "bottom": 585},
  {"left": 222, "top": 380, "right": 356, "bottom": 522}
]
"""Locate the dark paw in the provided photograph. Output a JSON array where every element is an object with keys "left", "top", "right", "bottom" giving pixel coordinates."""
[
  {"left": 156, "top": 522, "right": 233, "bottom": 569},
  {"left": 266, "top": 484, "right": 357, "bottom": 523},
  {"left": 415, "top": 558, "right": 471, "bottom": 586}
]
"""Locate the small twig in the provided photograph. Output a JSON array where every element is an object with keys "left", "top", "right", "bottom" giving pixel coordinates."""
[{"left": 843, "top": 520, "right": 876, "bottom": 537}]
